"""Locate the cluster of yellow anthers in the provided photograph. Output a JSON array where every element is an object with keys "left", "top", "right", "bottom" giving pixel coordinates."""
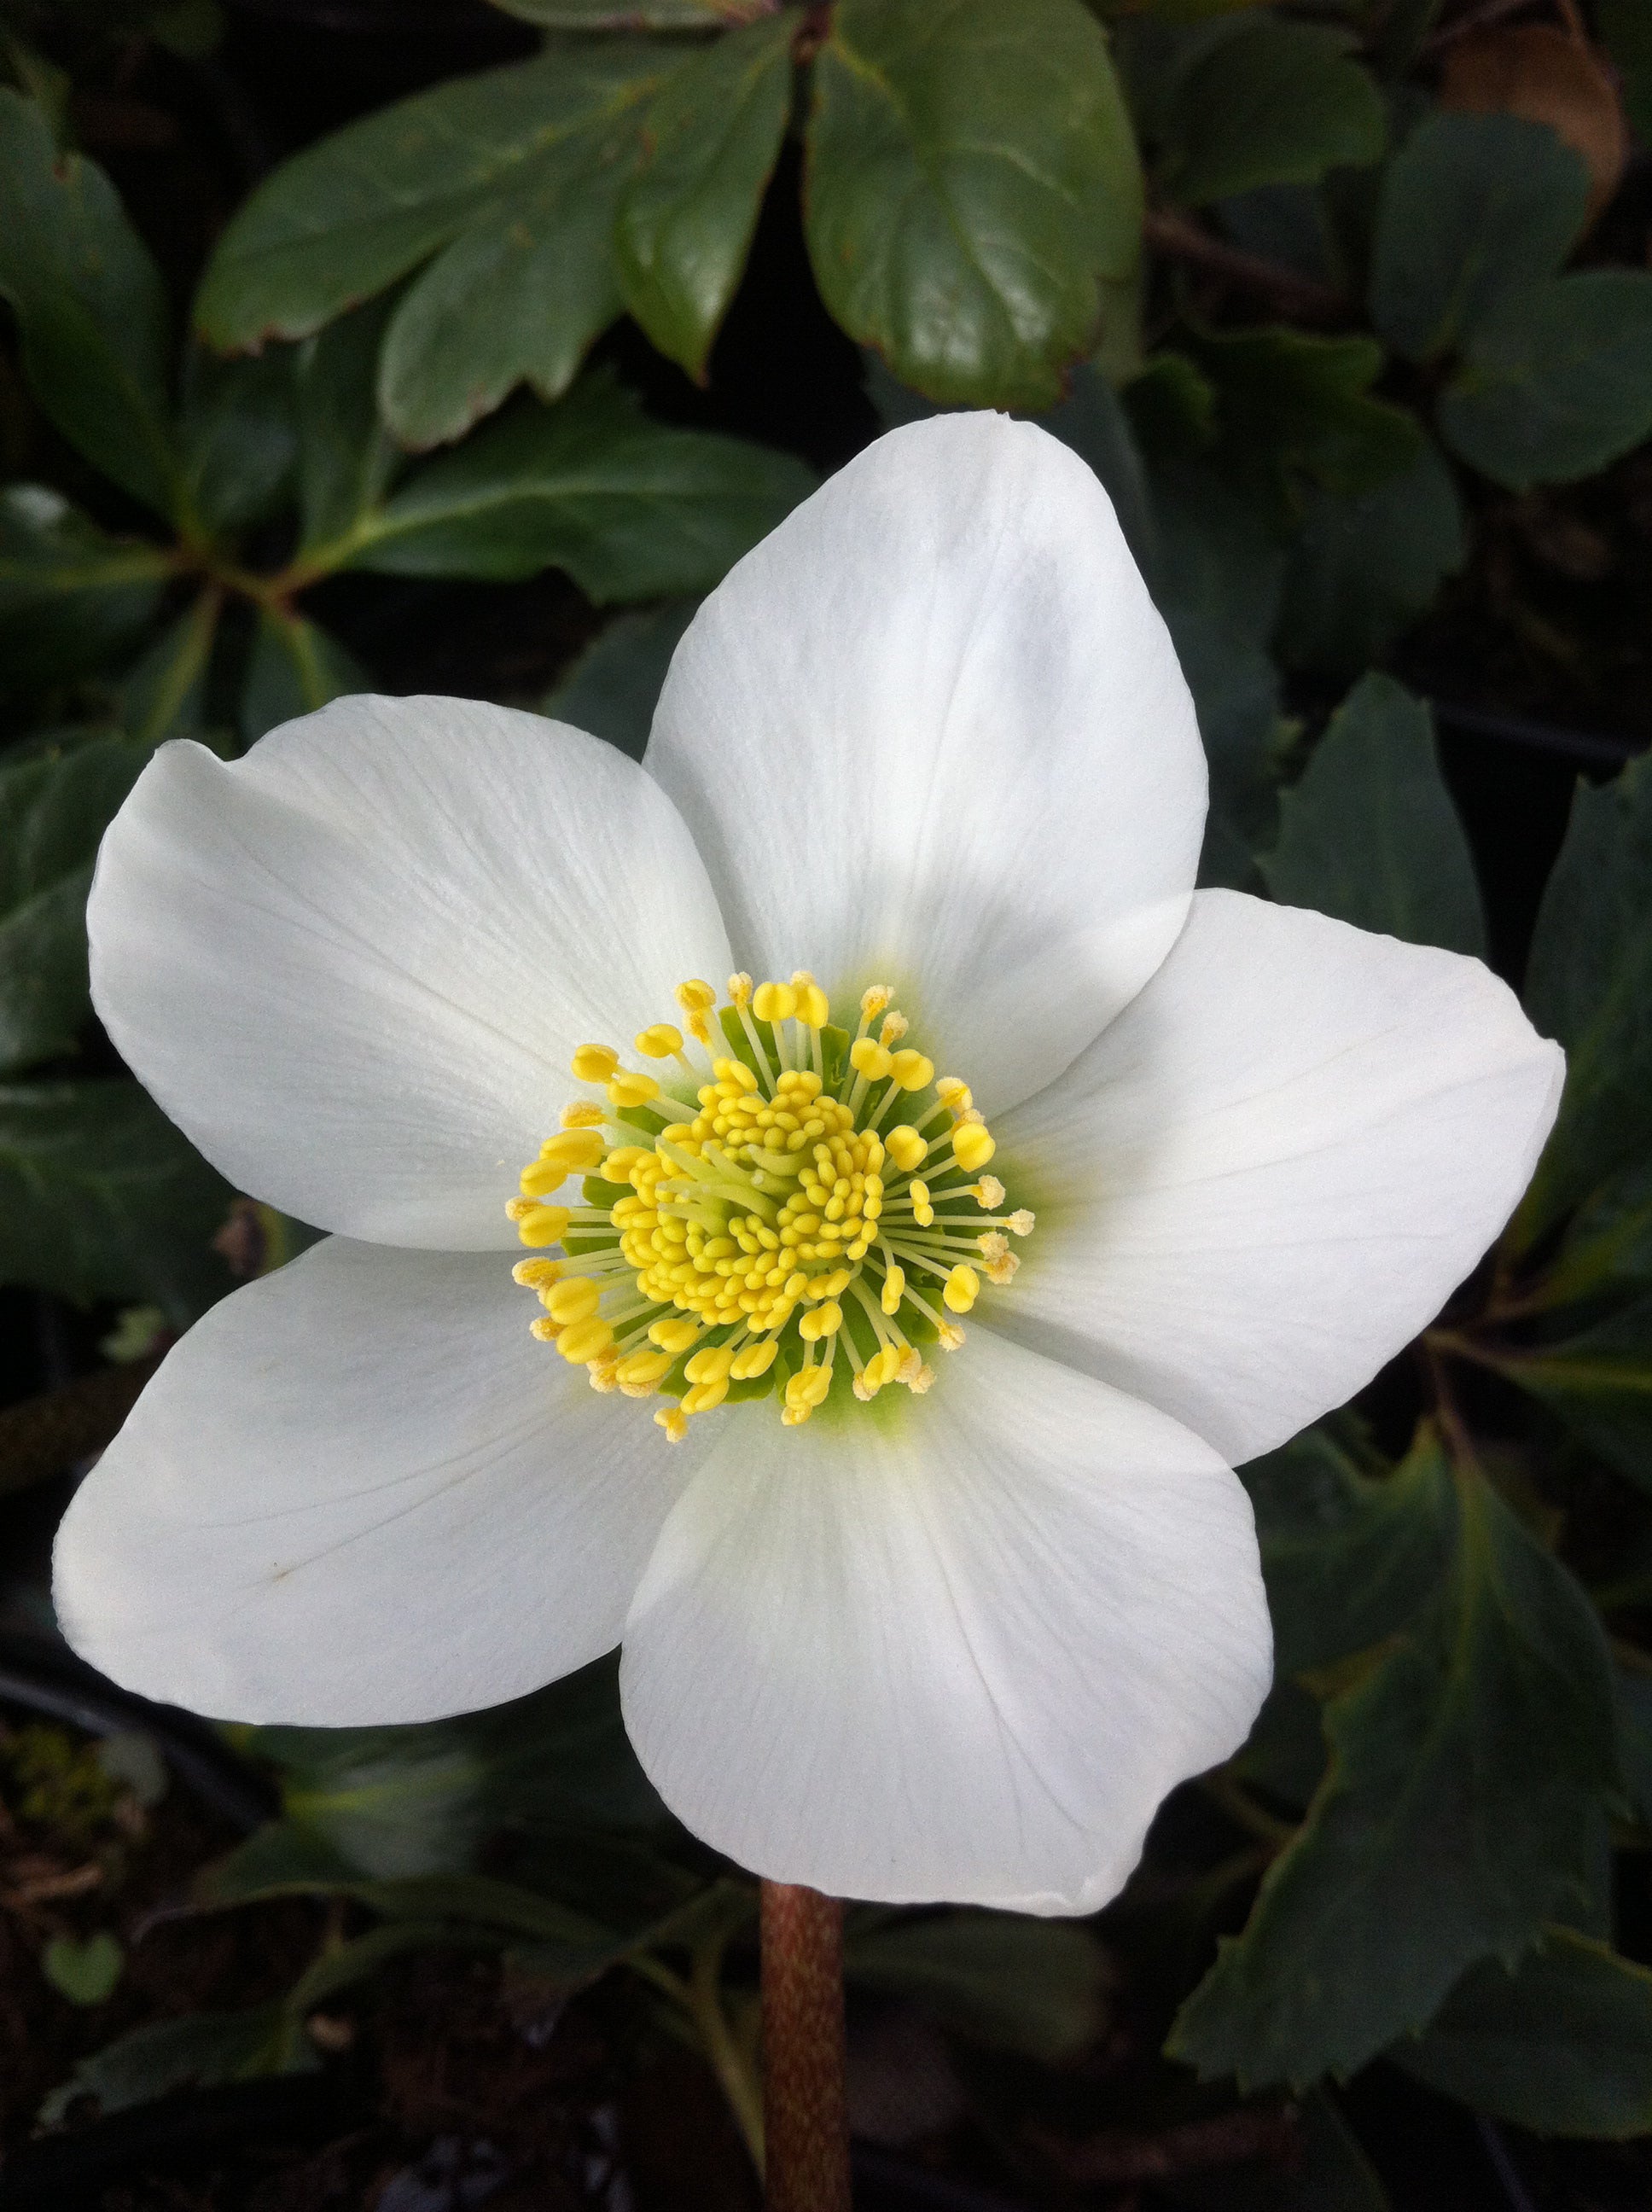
[{"left": 506, "top": 975, "right": 1033, "bottom": 1441}]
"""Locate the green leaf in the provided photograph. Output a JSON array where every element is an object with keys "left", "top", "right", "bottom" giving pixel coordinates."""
[
  {"left": 1486, "top": 1297, "right": 1652, "bottom": 1495},
  {"left": 1369, "top": 113, "right": 1590, "bottom": 364},
  {"left": 1274, "top": 439, "right": 1464, "bottom": 676},
  {"left": 117, "top": 592, "right": 221, "bottom": 746},
  {"left": 806, "top": 0, "right": 1143, "bottom": 410},
  {"left": 1162, "top": 20, "right": 1383, "bottom": 208},
  {"left": 195, "top": 47, "right": 685, "bottom": 447},
  {"left": 543, "top": 599, "right": 698, "bottom": 763},
  {"left": 1439, "top": 271, "right": 1652, "bottom": 493},
  {"left": 1518, "top": 752, "right": 1652, "bottom": 1242},
  {"left": 0, "top": 1077, "right": 236, "bottom": 1317},
  {"left": 1600, "top": 0, "right": 1652, "bottom": 143},
  {"left": 1260, "top": 674, "right": 1486, "bottom": 957},
  {"left": 294, "top": 298, "right": 403, "bottom": 555},
  {"left": 240, "top": 608, "right": 369, "bottom": 746},
  {"left": 1192, "top": 326, "right": 1422, "bottom": 500},
  {"left": 1038, "top": 362, "right": 1158, "bottom": 583},
  {"left": 845, "top": 1910, "right": 1108, "bottom": 2063},
  {"left": 177, "top": 345, "right": 299, "bottom": 538},
  {"left": 0, "top": 735, "right": 146, "bottom": 1074},
  {"left": 1391, "top": 1928, "right": 1652, "bottom": 2139},
  {"left": 1241, "top": 1425, "right": 1456, "bottom": 1679},
  {"left": 0, "top": 89, "right": 177, "bottom": 515},
  {"left": 616, "top": 12, "right": 794, "bottom": 380},
  {"left": 492, "top": 0, "right": 733, "bottom": 21},
  {"left": 42, "top": 1930, "right": 123, "bottom": 2006},
  {"left": 1170, "top": 1441, "right": 1619, "bottom": 2090},
  {"left": 38, "top": 2004, "right": 311, "bottom": 2126},
  {"left": 330, "top": 373, "right": 814, "bottom": 600},
  {"left": 0, "top": 486, "right": 172, "bottom": 699}
]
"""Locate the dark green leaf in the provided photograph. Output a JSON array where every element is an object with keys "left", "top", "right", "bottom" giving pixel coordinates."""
[
  {"left": 195, "top": 48, "right": 684, "bottom": 446},
  {"left": 1439, "top": 271, "right": 1652, "bottom": 492},
  {"left": 0, "top": 89, "right": 177, "bottom": 515},
  {"left": 283, "top": 1918, "right": 482, "bottom": 2013},
  {"left": 1601, "top": 0, "right": 1652, "bottom": 143},
  {"left": 0, "top": 1077, "right": 236, "bottom": 1317},
  {"left": 38, "top": 2004, "right": 310, "bottom": 2126},
  {"left": 1293, "top": 2090, "right": 1392, "bottom": 2212},
  {"left": 42, "top": 1930, "right": 123, "bottom": 2005},
  {"left": 1260, "top": 674, "right": 1486, "bottom": 957},
  {"left": 1391, "top": 1928, "right": 1652, "bottom": 2139},
  {"left": 0, "top": 485, "right": 172, "bottom": 699},
  {"left": 294, "top": 297, "right": 403, "bottom": 554},
  {"left": 1192, "top": 326, "right": 1422, "bottom": 499},
  {"left": 806, "top": 0, "right": 1143, "bottom": 410},
  {"left": 240, "top": 608, "right": 369, "bottom": 746},
  {"left": 1241, "top": 1425, "right": 1455, "bottom": 1679},
  {"left": 492, "top": 0, "right": 732, "bottom": 20},
  {"left": 543, "top": 599, "right": 698, "bottom": 763},
  {"left": 1170, "top": 1441, "right": 1619, "bottom": 2089},
  {"left": 616, "top": 12, "right": 794, "bottom": 380},
  {"left": 1614, "top": 1665, "right": 1652, "bottom": 1826},
  {"left": 1518, "top": 752, "right": 1652, "bottom": 1242},
  {"left": 1038, "top": 362, "right": 1158, "bottom": 583},
  {"left": 1486, "top": 1298, "right": 1652, "bottom": 1495},
  {"left": 1369, "top": 113, "right": 1589, "bottom": 364},
  {"left": 1275, "top": 439, "right": 1464, "bottom": 676},
  {"left": 1545, "top": 1163, "right": 1652, "bottom": 1313},
  {"left": 0, "top": 734, "right": 145, "bottom": 1074},
  {"left": 177, "top": 345, "right": 299, "bottom": 538},
  {"left": 1164, "top": 20, "right": 1383, "bottom": 208},
  {"left": 845, "top": 1910, "right": 1108, "bottom": 2063},
  {"left": 117, "top": 592, "right": 221, "bottom": 746},
  {"left": 1219, "top": 181, "right": 1343, "bottom": 292},
  {"left": 329, "top": 375, "right": 814, "bottom": 601}
]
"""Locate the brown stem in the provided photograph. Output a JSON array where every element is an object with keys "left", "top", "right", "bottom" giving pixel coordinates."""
[
  {"left": 760, "top": 1882, "right": 851, "bottom": 2212},
  {"left": 0, "top": 1357, "right": 161, "bottom": 1499},
  {"left": 1142, "top": 209, "right": 1350, "bottom": 325}
]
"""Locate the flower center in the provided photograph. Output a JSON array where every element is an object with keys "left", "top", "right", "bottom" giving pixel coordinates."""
[{"left": 506, "top": 975, "right": 1033, "bottom": 1441}]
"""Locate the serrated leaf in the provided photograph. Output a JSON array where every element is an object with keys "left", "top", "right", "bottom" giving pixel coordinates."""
[
  {"left": 294, "top": 297, "right": 403, "bottom": 554},
  {"left": 1439, "top": 271, "right": 1652, "bottom": 492},
  {"left": 0, "top": 89, "right": 177, "bottom": 515},
  {"left": 1391, "top": 1928, "right": 1652, "bottom": 2138},
  {"left": 543, "top": 599, "right": 698, "bottom": 763},
  {"left": 324, "top": 373, "right": 814, "bottom": 601},
  {"left": 195, "top": 47, "right": 685, "bottom": 446},
  {"left": 616, "top": 13, "right": 794, "bottom": 379},
  {"left": 0, "top": 486, "right": 172, "bottom": 698},
  {"left": 1275, "top": 439, "right": 1464, "bottom": 676},
  {"left": 845, "top": 1910, "right": 1108, "bottom": 2063},
  {"left": 177, "top": 344, "right": 299, "bottom": 538},
  {"left": 1170, "top": 1440, "right": 1618, "bottom": 2090},
  {"left": 1369, "top": 112, "right": 1589, "bottom": 364},
  {"left": 1260, "top": 674, "right": 1486, "bottom": 957},
  {"left": 0, "top": 1077, "right": 236, "bottom": 1318},
  {"left": 1164, "top": 20, "right": 1384, "bottom": 208},
  {"left": 240, "top": 608, "right": 369, "bottom": 746},
  {"left": 805, "top": 0, "right": 1143, "bottom": 410},
  {"left": 0, "top": 734, "right": 146, "bottom": 1074},
  {"left": 1517, "top": 752, "right": 1652, "bottom": 1243}
]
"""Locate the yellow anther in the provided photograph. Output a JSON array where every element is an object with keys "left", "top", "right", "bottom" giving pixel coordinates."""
[
  {"left": 952, "top": 1122, "right": 996, "bottom": 1173},
  {"left": 888, "top": 1049, "right": 934, "bottom": 1091},
  {"left": 942, "top": 1265, "right": 980, "bottom": 1313},
  {"left": 603, "top": 1145, "right": 653, "bottom": 1180},
  {"left": 589, "top": 1361, "right": 619, "bottom": 1393},
  {"left": 513, "top": 1258, "right": 561, "bottom": 1289},
  {"left": 859, "top": 985, "right": 893, "bottom": 1021},
  {"left": 1009, "top": 1209, "right": 1035, "bottom": 1235},
  {"left": 683, "top": 1377, "right": 730, "bottom": 1415},
  {"left": 908, "top": 1362, "right": 935, "bottom": 1394},
  {"left": 539, "top": 1128, "right": 608, "bottom": 1173},
  {"left": 529, "top": 1316, "right": 561, "bottom": 1342},
  {"left": 879, "top": 1011, "right": 908, "bottom": 1045},
  {"left": 973, "top": 1176, "right": 1005, "bottom": 1209},
  {"left": 909, "top": 1179, "right": 934, "bottom": 1227},
  {"left": 683, "top": 1345, "right": 736, "bottom": 1385},
  {"left": 676, "top": 980, "right": 717, "bottom": 1014},
  {"left": 730, "top": 1339, "right": 778, "bottom": 1380},
  {"left": 617, "top": 1348, "right": 674, "bottom": 1386},
  {"left": 786, "top": 1365, "right": 832, "bottom": 1410},
  {"left": 885, "top": 1126, "right": 927, "bottom": 1173},
  {"left": 572, "top": 1044, "right": 620, "bottom": 1082},
  {"left": 557, "top": 1316, "right": 614, "bottom": 1364},
  {"left": 936, "top": 1078, "right": 973, "bottom": 1116},
  {"left": 850, "top": 1039, "right": 892, "bottom": 1080},
  {"left": 654, "top": 1407, "right": 689, "bottom": 1442},
  {"left": 795, "top": 982, "right": 830, "bottom": 1028},
  {"left": 985, "top": 1251, "right": 1020, "bottom": 1285},
  {"left": 519, "top": 1158, "right": 570, "bottom": 1198},
  {"left": 560, "top": 1101, "right": 608, "bottom": 1131},
  {"left": 545, "top": 1277, "right": 602, "bottom": 1324},
  {"left": 608, "top": 1069, "right": 662, "bottom": 1108},
  {"left": 649, "top": 1316, "right": 701, "bottom": 1355},
  {"left": 781, "top": 1404, "right": 812, "bottom": 1426},
  {"left": 798, "top": 1301, "right": 843, "bottom": 1342},
  {"left": 881, "top": 1265, "right": 905, "bottom": 1316},
  {"left": 753, "top": 981, "right": 798, "bottom": 1025},
  {"left": 516, "top": 1204, "right": 571, "bottom": 1246},
  {"left": 727, "top": 973, "right": 753, "bottom": 1008},
  {"left": 635, "top": 1023, "right": 683, "bottom": 1059},
  {"left": 938, "top": 1320, "right": 966, "bottom": 1351},
  {"left": 865, "top": 1345, "right": 902, "bottom": 1389}
]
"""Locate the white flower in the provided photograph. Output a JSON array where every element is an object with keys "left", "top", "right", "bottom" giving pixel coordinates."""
[{"left": 53, "top": 416, "right": 1562, "bottom": 1915}]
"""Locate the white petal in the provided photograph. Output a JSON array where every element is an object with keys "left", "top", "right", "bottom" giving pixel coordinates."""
[
  {"left": 620, "top": 1328, "right": 1269, "bottom": 1912},
  {"left": 89, "top": 696, "right": 731, "bottom": 1248},
  {"left": 995, "top": 892, "right": 1565, "bottom": 1465},
  {"left": 54, "top": 1239, "right": 702, "bottom": 1724},
  {"left": 645, "top": 416, "right": 1203, "bottom": 1114}
]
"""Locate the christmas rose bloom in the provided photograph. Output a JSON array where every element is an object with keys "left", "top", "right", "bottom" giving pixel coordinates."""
[{"left": 54, "top": 416, "right": 1562, "bottom": 1914}]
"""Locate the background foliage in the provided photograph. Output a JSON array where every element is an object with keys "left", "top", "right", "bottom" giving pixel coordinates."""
[{"left": 3, "top": 0, "right": 1652, "bottom": 2204}]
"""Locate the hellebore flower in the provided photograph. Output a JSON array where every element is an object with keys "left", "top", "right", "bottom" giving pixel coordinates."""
[{"left": 54, "top": 416, "right": 1562, "bottom": 1914}]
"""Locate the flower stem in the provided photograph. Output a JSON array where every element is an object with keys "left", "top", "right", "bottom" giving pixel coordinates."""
[{"left": 760, "top": 1882, "right": 851, "bottom": 2212}]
